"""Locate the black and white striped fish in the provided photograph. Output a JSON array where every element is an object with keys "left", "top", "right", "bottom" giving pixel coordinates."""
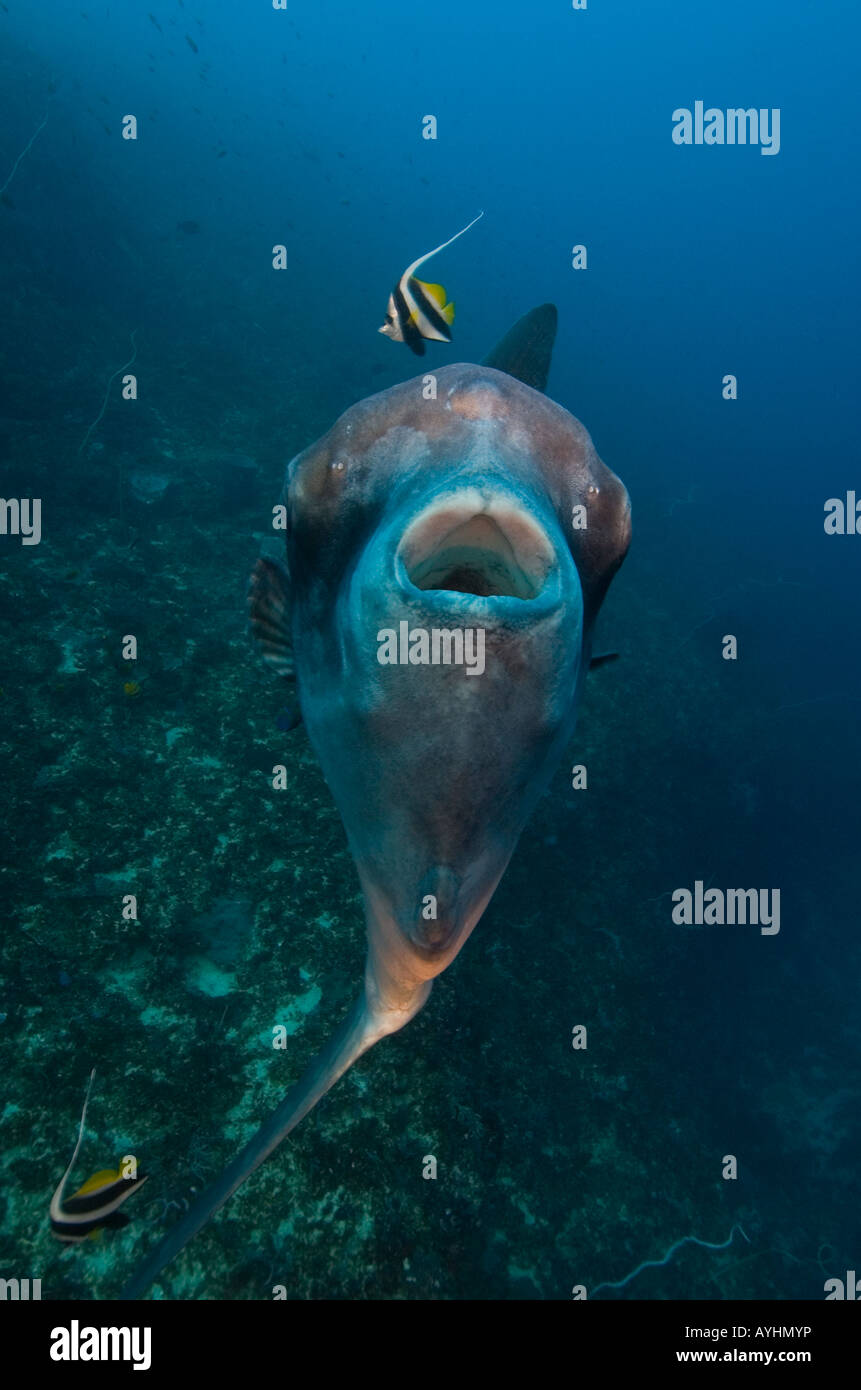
[
  {"left": 50, "top": 1069, "right": 148, "bottom": 1243},
  {"left": 379, "top": 211, "right": 484, "bottom": 355}
]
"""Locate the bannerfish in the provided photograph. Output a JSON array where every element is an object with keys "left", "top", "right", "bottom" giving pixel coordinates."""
[
  {"left": 122, "top": 301, "right": 630, "bottom": 1297},
  {"left": 378, "top": 210, "right": 484, "bottom": 355},
  {"left": 50, "top": 1069, "right": 148, "bottom": 1243}
]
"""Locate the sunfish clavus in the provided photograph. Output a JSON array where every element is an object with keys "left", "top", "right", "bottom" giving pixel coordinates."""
[{"left": 122, "top": 303, "right": 630, "bottom": 1297}]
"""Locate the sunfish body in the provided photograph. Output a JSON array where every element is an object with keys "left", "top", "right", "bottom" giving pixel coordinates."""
[{"left": 122, "top": 304, "right": 630, "bottom": 1298}]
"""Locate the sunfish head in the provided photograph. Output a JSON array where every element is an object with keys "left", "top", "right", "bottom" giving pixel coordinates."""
[{"left": 280, "top": 361, "right": 630, "bottom": 1030}]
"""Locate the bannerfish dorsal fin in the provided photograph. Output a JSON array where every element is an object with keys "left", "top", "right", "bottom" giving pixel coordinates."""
[
  {"left": 248, "top": 555, "right": 295, "bottom": 678},
  {"left": 483, "top": 303, "right": 558, "bottom": 393}
]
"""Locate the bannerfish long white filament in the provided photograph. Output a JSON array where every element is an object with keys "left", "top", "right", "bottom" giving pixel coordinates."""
[{"left": 49, "top": 1069, "right": 148, "bottom": 1243}]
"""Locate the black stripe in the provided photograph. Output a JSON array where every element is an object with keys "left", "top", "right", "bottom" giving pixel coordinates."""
[
  {"left": 62, "top": 1175, "right": 146, "bottom": 1216},
  {"left": 52, "top": 1211, "right": 131, "bottom": 1239},
  {"left": 407, "top": 277, "right": 452, "bottom": 340},
  {"left": 393, "top": 284, "right": 426, "bottom": 356}
]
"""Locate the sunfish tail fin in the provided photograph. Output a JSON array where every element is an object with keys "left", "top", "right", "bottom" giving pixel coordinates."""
[
  {"left": 483, "top": 303, "right": 558, "bottom": 392},
  {"left": 121, "top": 997, "right": 376, "bottom": 1300}
]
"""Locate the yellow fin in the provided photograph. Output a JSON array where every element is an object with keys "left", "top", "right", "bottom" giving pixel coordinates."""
[
  {"left": 416, "top": 280, "right": 448, "bottom": 308},
  {"left": 72, "top": 1168, "right": 121, "bottom": 1197},
  {"left": 442, "top": 300, "right": 455, "bottom": 325}
]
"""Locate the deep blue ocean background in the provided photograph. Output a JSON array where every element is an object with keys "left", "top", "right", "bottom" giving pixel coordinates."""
[{"left": 1, "top": 0, "right": 859, "bottom": 1301}]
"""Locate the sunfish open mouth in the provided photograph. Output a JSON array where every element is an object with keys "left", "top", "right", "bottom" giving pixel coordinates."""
[{"left": 398, "top": 493, "right": 556, "bottom": 600}]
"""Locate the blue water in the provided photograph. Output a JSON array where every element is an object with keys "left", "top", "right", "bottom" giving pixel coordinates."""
[{"left": 0, "top": 0, "right": 858, "bottom": 1301}]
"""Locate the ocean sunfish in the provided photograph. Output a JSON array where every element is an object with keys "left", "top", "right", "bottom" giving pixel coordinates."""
[{"left": 122, "top": 302, "right": 630, "bottom": 1298}]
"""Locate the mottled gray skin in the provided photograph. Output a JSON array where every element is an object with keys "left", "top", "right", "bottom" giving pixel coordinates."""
[
  {"left": 284, "top": 363, "right": 630, "bottom": 1039},
  {"left": 122, "top": 353, "right": 630, "bottom": 1299}
]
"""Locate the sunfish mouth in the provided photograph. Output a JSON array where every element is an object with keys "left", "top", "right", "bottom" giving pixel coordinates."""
[{"left": 397, "top": 490, "right": 557, "bottom": 601}]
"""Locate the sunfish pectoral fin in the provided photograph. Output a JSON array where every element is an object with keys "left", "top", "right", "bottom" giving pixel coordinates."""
[
  {"left": 249, "top": 556, "right": 295, "bottom": 678},
  {"left": 120, "top": 977, "right": 430, "bottom": 1299},
  {"left": 589, "top": 651, "right": 620, "bottom": 670}
]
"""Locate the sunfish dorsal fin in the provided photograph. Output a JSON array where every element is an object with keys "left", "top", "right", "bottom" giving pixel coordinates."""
[{"left": 483, "top": 303, "right": 558, "bottom": 392}]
